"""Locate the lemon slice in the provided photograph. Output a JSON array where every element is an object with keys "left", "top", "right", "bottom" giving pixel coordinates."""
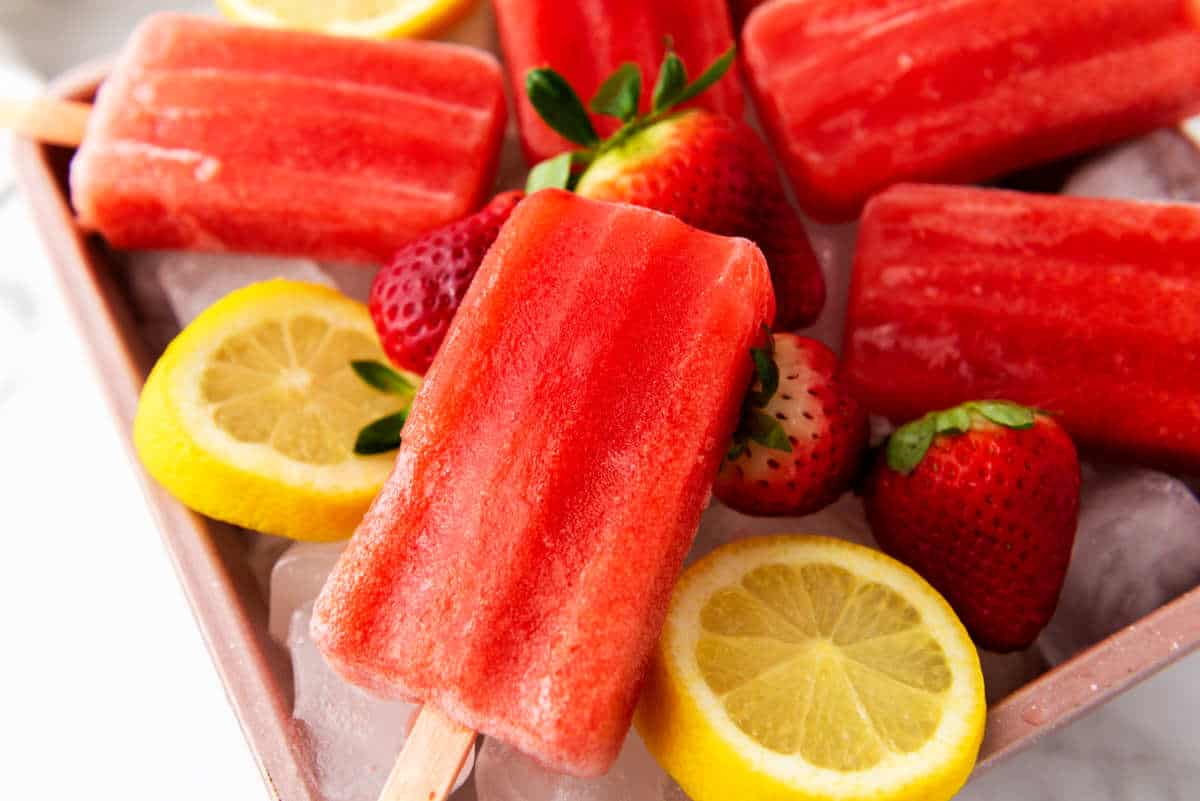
[
  {"left": 134, "top": 280, "right": 415, "bottom": 541},
  {"left": 216, "top": 0, "right": 478, "bottom": 38},
  {"left": 637, "top": 535, "right": 985, "bottom": 801}
]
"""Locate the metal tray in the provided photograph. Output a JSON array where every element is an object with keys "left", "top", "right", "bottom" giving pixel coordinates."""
[{"left": 17, "top": 62, "right": 1200, "bottom": 801}]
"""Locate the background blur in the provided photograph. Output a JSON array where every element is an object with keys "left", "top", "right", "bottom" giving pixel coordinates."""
[
  {"left": 0, "top": 3, "right": 1196, "bottom": 800},
  {"left": 0, "top": 3, "right": 261, "bottom": 801}
]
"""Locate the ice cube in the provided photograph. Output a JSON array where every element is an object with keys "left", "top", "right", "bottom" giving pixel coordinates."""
[
  {"left": 124, "top": 250, "right": 376, "bottom": 326},
  {"left": 288, "top": 601, "right": 476, "bottom": 801},
  {"left": 799, "top": 221, "right": 859, "bottom": 352},
  {"left": 690, "top": 492, "right": 876, "bottom": 566},
  {"left": 475, "top": 730, "right": 683, "bottom": 801},
  {"left": 274, "top": 544, "right": 474, "bottom": 799},
  {"left": 977, "top": 647, "right": 1047, "bottom": 705},
  {"left": 244, "top": 530, "right": 291, "bottom": 603},
  {"left": 1183, "top": 115, "right": 1199, "bottom": 150},
  {"left": 1037, "top": 465, "right": 1200, "bottom": 666},
  {"left": 269, "top": 541, "right": 347, "bottom": 645},
  {"left": 1063, "top": 128, "right": 1200, "bottom": 203}
]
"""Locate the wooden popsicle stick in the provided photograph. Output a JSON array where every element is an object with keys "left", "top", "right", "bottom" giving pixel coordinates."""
[
  {"left": 378, "top": 705, "right": 477, "bottom": 801},
  {"left": 0, "top": 97, "right": 90, "bottom": 147}
]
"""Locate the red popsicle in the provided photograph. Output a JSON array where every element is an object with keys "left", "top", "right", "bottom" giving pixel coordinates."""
[
  {"left": 313, "top": 190, "right": 775, "bottom": 776},
  {"left": 493, "top": 0, "right": 742, "bottom": 164},
  {"left": 70, "top": 14, "right": 508, "bottom": 262},
  {"left": 742, "top": 0, "right": 1200, "bottom": 222},
  {"left": 842, "top": 183, "right": 1200, "bottom": 472}
]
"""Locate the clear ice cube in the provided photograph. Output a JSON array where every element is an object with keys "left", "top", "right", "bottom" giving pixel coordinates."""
[
  {"left": 273, "top": 544, "right": 473, "bottom": 800},
  {"left": 269, "top": 541, "right": 348, "bottom": 645},
  {"left": 1063, "top": 128, "right": 1200, "bottom": 203},
  {"left": 475, "top": 730, "right": 683, "bottom": 801},
  {"left": 1037, "top": 466, "right": 1200, "bottom": 666},
  {"left": 977, "top": 647, "right": 1047, "bottom": 705},
  {"left": 690, "top": 492, "right": 876, "bottom": 566},
  {"left": 124, "top": 250, "right": 377, "bottom": 326},
  {"left": 799, "top": 221, "right": 860, "bottom": 353},
  {"left": 1183, "top": 115, "right": 1199, "bottom": 149}
]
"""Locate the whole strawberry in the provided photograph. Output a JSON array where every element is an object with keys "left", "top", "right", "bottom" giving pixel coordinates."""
[
  {"left": 369, "top": 191, "right": 523, "bottom": 374},
  {"left": 524, "top": 50, "right": 824, "bottom": 329},
  {"left": 715, "top": 333, "right": 868, "bottom": 516},
  {"left": 864, "top": 401, "right": 1081, "bottom": 652}
]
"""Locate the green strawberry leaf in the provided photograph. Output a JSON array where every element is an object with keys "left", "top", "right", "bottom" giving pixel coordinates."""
[
  {"left": 974, "top": 400, "right": 1036, "bottom": 429},
  {"left": 351, "top": 360, "right": 416, "bottom": 395},
  {"left": 749, "top": 346, "right": 779, "bottom": 407},
  {"left": 886, "top": 415, "right": 936, "bottom": 475},
  {"left": 527, "top": 152, "right": 575, "bottom": 193},
  {"left": 673, "top": 46, "right": 737, "bottom": 108},
  {"left": 526, "top": 68, "right": 600, "bottom": 147},
  {"left": 727, "top": 439, "right": 749, "bottom": 461},
  {"left": 748, "top": 410, "right": 793, "bottom": 453},
  {"left": 354, "top": 411, "right": 407, "bottom": 455},
  {"left": 934, "top": 406, "right": 972, "bottom": 435},
  {"left": 590, "top": 63, "right": 642, "bottom": 122},
  {"left": 652, "top": 51, "right": 688, "bottom": 112}
]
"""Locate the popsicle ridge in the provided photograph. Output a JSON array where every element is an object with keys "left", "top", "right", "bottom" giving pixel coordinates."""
[
  {"left": 743, "top": 0, "right": 1200, "bottom": 221},
  {"left": 70, "top": 13, "right": 507, "bottom": 262},
  {"left": 313, "top": 190, "right": 775, "bottom": 776},
  {"left": 843, "top": 183, "right": 1200, "bottom": 472}
]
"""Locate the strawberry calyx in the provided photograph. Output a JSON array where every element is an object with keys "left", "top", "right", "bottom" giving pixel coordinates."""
[
  {"left": 727, "top": 327, "right": 793, "bottom": 461},
  {"left": 886, "top": 400, "right": 1037, "bottom": 475},
  {"left": 350, "top": 359, "right": 417, "bottom": 454},
  {"left": 524, "top": 44, "right": 737, "bottom": 193}
]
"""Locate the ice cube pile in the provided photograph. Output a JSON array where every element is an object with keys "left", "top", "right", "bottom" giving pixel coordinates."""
[
  {"left": 475, "top": 730, "right": 685, "bottom": 801},
  {"left": 268, "top": 541, "right": 474, "bottom": 801},
  {"left": 1038, "top": 466, "right": 1200, "bottom": 666},
  {"left": 147, "top": 121, "right": 1199, "bottom": 800}
]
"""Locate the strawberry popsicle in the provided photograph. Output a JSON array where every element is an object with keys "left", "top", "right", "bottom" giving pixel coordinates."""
[
  {"left": 492, "top": 0, "right": 742, "bottom": 164},
  {"left": 312, "top": 189, "right": 774, "bottom": 776},
  {"left": 842, "top": 183, "right": 1200, "bottom": 472},
  {"left": 742, "top": 0, "right": 1200, "bottom": 222},
  {"left": 70, "top": 13, "right": 507, "bottom": 263}
]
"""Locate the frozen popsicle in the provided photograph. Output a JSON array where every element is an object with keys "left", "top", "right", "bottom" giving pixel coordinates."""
[
  {"left": 312, "top": 189, "right": 775, "bottom": 777},
  {"left": 742, "top": 0, "right": 1200, "bottom": 222},
  {"left": 69, "top": 13, "right": 507, "bottom": 263},
  {"left": 492, "top": 0, "right": 742, "bottom": 164},
  {"left": 842, "top": 183, "right": 1200, "bottom": 472}
]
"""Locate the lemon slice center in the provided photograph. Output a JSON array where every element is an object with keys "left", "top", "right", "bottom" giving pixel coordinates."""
[
  {"left": 198, "top": 315, "right": 409, "bottom": 466},
  {"left": 696, "top": 562, "right": 953, "bottom": 771}
]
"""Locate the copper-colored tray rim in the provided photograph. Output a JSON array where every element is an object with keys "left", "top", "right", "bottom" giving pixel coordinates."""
[{"left": 17, "top": 61, "right": 1200, "bottom": 797}]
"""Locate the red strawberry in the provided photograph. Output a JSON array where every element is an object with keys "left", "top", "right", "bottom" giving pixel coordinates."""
[
  {"left": 715, "top": 334, "right": 869, "bottom": 516},
  {"left": 524, "top": 50, "right": 825, "bottom": 329},
  {"left": 864, "top": 401, "right": 1081, "bottom": 652},
  {"left": 369, "top": 191, "right": 523, "bottom": 374}
]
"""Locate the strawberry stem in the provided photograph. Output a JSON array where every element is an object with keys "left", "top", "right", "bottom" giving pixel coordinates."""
[{"left": 524, "top": 45, "right": 737, "bottom": 193}]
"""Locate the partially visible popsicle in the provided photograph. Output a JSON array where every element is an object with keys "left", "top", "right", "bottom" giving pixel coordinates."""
[
  {"left": 492, "top": 0, "right": 742, "bottom": 164},
  {"left": 742, "top": 0, "right": 1200, "bottom": 222},
  {"left": 842, "top": 183, "right": 1200, "bottom": 472},
  {"left": 313, "top": 189, "right": 774, "bottom": 777},
  {"left": 70, "top": 13, "right": 507, "bottom": 262}
]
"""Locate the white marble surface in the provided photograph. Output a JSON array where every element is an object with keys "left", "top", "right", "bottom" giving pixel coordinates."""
[{"left": 1, "top": 3, "right": 1197, "bottom": 800}]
